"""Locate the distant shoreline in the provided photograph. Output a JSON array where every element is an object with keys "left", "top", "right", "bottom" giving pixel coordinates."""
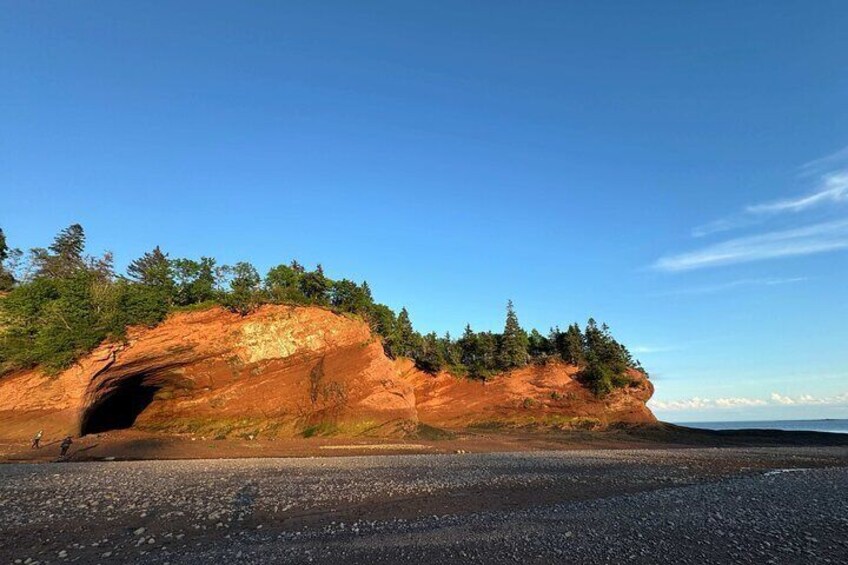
[{"left": 673, "top": 418, "right": 848, "bottom": 434}]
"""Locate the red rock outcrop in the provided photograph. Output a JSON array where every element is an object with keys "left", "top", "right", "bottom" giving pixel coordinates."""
[{"left": 0, "top": 305, "right": 655, "bottom": 440}]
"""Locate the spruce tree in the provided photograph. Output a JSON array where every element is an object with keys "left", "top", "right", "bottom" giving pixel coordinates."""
[
  {"left": 299, "top": 265, "right": 330, "bottom": 304},
  {"left": 414, "top": 331, "right": 445, "bottom": 373},
  {"left": 0, "top": 228, "right": 8, "bottom": 264},
  {"left": 127, "top": 246, "right": 174, "bottom": 294},
  {"left": 392, "top": 307, "right": 419, "bottom": 358},
  {"left": 527, "top": 328, "right": 552, "bottom": 359},
  {"left": 563, "top": 323, "right": 585, "bottom": 366},
  {"left": 33, "top": 223, "right": 87, "bottom": 279},
  {"left": 0, "top": 228, "right": 16, "bottom": 290},
  {"left": 497, "top": 300, "right": 528, "bottom": 370}
]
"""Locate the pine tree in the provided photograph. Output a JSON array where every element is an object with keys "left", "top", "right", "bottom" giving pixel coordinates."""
[
  {"left": 0, "top": 228, "right": 17, "bottom": 290},
  {"left": 527, "top": 328, "right": 552, "bottom": 359},
  {"left": 127, "top": 246, "right": 174, "bottom": 293},
  {"left": 0, "top": 228, "right": 8, "bottom": 264},
  {"left": 458, "top": 324, "right": 478, "bottom": 369},
  {"left": 497, "top": 300, "right": 529, "bottom": 370},
  {"left": 391, "top": 307, "right": 419, "bottom": 358},
  {"left": 33, "top": 223, "right": 87, "bottom": 279},
  {"left": 299, "top": 265, "right": 330, "bottom": 304},
  {"left": 563, "top": 323, "right": 585, "bottom": 366},
  {"left": 414, "top": 331, "right": 445, "bottom": 373},
  {"left": 441, "top": 332, "right": 463, "bottom": 367}
]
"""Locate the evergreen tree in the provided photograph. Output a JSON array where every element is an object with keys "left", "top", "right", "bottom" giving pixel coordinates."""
[
  {"left": 441, "top": 331, "right": 463, "bottom": 368},
  {"left": 476, "top": 331, "right": 499, "bottom": 376},
  {"left": 126, "top": 246, "right": 174, "bottom": 295},
  {"left": 171, "top": 257, "right": 218, "bottom": 306},
  {"left": 365, "top": 303, "right": 397, "bottom": 349},
  {"left": 0, "top": 228, "right": 19, "bottom": 290},
  {"left": 222, "top": 261, "right": 261, "bottom": 315},
  {"left": 579, "top": 319, "right": 630, "bottom": 396},
  {"left": 299, "top": 265, "right": 330, "bottom": 304},
  {"left": 563, "top": 323, "right": 585, "bottom": 366},
  {"left": 458, "top": 324, "right": 478, "bottom": 369},
  {"left": 414, "top": 331, "right": 445, "bottom": 373},
  {"left": 390, "top": 307, "right": 419, "bottom": 358},
  {"left": 527, "top": 328, "right": 553, "bottom": 359},
  {"left": 497, "top": 300, "right": 529, "bottom": 370},
  {"left": 330, "top": 279, "right": 372, "bottom": 314},
  {"left": 32, "top": 224, "right": 87, "bottom": 279},
  {"left": 265, "top": 263, "right": 306, "bottom": 303}
]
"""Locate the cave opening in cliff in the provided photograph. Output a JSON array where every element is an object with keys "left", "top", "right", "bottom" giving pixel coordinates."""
[{"left": 80, "top": 374, "right": 161, "bottom": 435}]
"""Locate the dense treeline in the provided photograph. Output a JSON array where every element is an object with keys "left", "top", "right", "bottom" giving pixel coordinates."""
[{"left": 0, "top": 225, "right": 644, "bottom": 395}]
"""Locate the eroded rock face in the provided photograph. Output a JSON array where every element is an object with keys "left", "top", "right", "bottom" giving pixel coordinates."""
[
  {"left": 0, "top": 305, "right": 655, "bottom": 440},
  {"left": 401, "top": 360, "right": 655, "bottom": 429}
]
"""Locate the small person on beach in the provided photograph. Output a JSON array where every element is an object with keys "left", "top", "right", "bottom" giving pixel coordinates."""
[
  {"left": 31, "top": 430, "right": 43, "bottom": 449},
  {"left": 59, "top": 436, "right": 73, "bottom": 459}
]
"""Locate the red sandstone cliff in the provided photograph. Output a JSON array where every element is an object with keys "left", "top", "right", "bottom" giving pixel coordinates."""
[{"left": 0, "top": 305, "right": 655, "bottom": 440}]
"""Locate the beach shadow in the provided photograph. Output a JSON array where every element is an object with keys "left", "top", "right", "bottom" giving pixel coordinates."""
[{"left": 60, "top": 444, "right": 99, "bottom": 462}]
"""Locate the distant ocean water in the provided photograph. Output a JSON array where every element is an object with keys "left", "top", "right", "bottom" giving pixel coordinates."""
[{"left": 680, "top": 419, "right": 848, "bottom": 434}]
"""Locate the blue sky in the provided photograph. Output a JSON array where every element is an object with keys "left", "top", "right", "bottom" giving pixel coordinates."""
[{"left": 2, "top": 2, "right": 847, "bottom": 422}]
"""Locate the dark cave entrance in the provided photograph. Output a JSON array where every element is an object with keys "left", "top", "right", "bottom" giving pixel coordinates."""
[{"left": 80, "top": 374, "right": 161, "bottom": 436}]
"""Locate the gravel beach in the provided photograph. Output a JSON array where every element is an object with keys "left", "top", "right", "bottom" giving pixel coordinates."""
[{"left": 2, "top": 447, "right": 847, "bottom": 564}]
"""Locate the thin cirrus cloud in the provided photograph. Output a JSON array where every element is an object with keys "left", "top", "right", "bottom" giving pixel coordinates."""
[
  {"left": 690, "top": 147, "right": 848, "bottom": 239},
  {"left": 654, "top": 219, "right": 848, "bottom": 272},
  {"left": 798, "top": 145, "right": 848, "bottom": 177},
  {"left": 656, "top": 276, "right": 807, "bottom": 296},
  {"left": 629, "top": 345, "right": 677, "bottom": 354},
  {"left": 650, "top": 391, "right": 848, "bottom": 411},
  {"left": 745, "top": 172, "right": 848, "bottom": 214}
]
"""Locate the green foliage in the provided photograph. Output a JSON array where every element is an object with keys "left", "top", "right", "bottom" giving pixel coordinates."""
[
  {"left": 0, "top": 225, "right": 646, "bottom": 394},
  {"left": 172, "top": 257, "right": 219, "bottom": 306},
  {"left": 0, "top": 270, "right": 168, "bottom": 373},
  {"left": 127, "top": 246, "right": 174, "bottom": 295},
  {"left": 265, "top": 262, "right": 308, "bottom": 303},
  {"left": 576, "top": 319, "right": 633, "bottom": 396},
  {"left": 498, "top": 300, "right": 529, "bottom": 370},
  {"left": 580, "top": 352, "right": 631, "bottom": 396},
  {"left": 528, "top": 328, "right": 553, "bottom": 359},
  {"left": 388, "top": 307, "right": 421, "bottom": 359},
  {"left": 31, "top": 223, "right": 87, "bottom": 279},
  {"left": 0, "top": 229, "right": 7, "bottom": 264},
  {"left": 220, "top": 261, "right": 262, "bottom": 315},
  {"left": 0, "top": 227, "right": 169, "bottom": 374},
  {"left": 299, "top": 265, "right": 330, "bottom": 304},
  {"left": 551, "top": 323, "right": 585, "bottom": 366},
  {"left": 414, "top": 332, "right": 446, "bottom": 373},
  {"left": 457, "top": 325, "right": 499, "bottom": 380},
  {"left": 330, "top": 279, "right": 372, "bottom": 314},
  {"left": 0, "top": 228, "right": 20, "bottom": 291}
]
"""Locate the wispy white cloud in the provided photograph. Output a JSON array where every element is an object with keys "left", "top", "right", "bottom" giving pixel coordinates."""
[
  {"left": 651, "top": 391, "right": 848, "bottom": 411},
  {"left": 690, "top": 146, "right": 848, "bottom": 238},
  {"left": 746, "top": 172, "right": 848, "bottom": 214},
  {"left": 799, "top": 145, "right": 848, "bottom": 177},
  {"left": 654, "top": 219, "right": 848, "bottom": 272},
  {"left": 630, "top": 345, "right": 677, "bottom": 354},
  {"left": 658, "top": 276, "right": 807, "bottom": 296},
  {"left": 691, "top": 216, "right": 754, "bottom": 238}
]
